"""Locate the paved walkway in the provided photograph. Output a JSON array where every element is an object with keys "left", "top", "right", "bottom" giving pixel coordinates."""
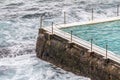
[{"left": 56, "top": 16, "right": 120, "bottom": 28}]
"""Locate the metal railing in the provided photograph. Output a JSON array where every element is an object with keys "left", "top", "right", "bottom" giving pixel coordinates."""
[
  {"left": 39, "top": 5, "right": 120, "bottom": 29},
  {"left": 39, "top": 4, "right": 120, "bottom": 64},
  {"left": 43, "top": 25, "right": 120, "bottom": 64}
]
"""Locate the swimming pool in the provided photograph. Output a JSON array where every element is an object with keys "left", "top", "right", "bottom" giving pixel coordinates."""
[{"left": 61, "top": 20, "right": 120, "bottom": 55}]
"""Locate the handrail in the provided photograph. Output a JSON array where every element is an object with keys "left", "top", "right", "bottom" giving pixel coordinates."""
[{"left": 43, "top": 25, "right": 120, "bottom": 64}]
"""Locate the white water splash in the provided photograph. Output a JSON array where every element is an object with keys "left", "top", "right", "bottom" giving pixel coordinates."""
[
  {"left": 0, "top": 54, "right": 90, "bottom": 80},
  {"left": 0, "top": 0, "right": 120, "bottom": 80}
]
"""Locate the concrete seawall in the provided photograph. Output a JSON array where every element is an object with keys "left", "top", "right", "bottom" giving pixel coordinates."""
[{"left": 36, "top": 28, "right": 120, "bottom": 80}]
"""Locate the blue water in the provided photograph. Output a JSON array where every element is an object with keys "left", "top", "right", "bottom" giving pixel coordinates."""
[
  {"left": 62, "top": 20, "right": 120, "bottom": 55},
  {"left": 1, "top": 0, "right": 120, "bottom": 80}
]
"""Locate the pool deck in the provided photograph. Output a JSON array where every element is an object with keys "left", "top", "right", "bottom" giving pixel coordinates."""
[
  {"left": 43, "top": 16, "right": 120, "bottom": 65},
  {"left": 55, "top": 16, "right": 120, "bottom": 28}
]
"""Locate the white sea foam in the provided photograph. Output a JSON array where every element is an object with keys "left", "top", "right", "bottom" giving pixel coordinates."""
[
  {"left": 0, "top": 54, "right": 90, "bottom": 80},
  {"left": 0, "top": 0, "right": 120, "bottom": 80}
]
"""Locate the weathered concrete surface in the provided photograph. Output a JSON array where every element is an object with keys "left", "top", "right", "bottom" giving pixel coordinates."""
[{"left": 36, "top": 28, "right": 120, "bottom": 80}]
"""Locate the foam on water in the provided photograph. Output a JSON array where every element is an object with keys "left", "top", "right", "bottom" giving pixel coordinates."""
[
  {"left": 0, "top": 0, "right": 120, "bottom": 80},
  {"left": 0, "top": 20, "right": 38, "bottom": 47},
  {"left": 0, "top": 54, "right": 90, "bottom": 80}
]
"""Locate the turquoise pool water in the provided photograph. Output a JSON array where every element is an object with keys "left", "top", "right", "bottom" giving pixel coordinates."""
[{"left": 61, "top": 20, "right": 120, "bottom": 55}]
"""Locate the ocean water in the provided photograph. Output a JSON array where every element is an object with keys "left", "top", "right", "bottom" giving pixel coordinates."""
[
  {"left": 0, "top": 0, "right": 120, "bottom": 80},
  {"left": 0, "top": 54, "right": 90, "bottom": 80},
  {"left": 61, "top": 20, "right": 120, "bottom": 55}
]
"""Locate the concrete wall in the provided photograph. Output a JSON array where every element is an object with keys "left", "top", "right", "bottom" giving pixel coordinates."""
[{"left": 36, "top": 28, "right": 120, "bottom": 80}]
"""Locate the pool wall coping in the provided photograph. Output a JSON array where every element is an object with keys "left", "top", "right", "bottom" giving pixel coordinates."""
[{"left": 55, "top": 16, "right": 120, "bottom": 28}]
